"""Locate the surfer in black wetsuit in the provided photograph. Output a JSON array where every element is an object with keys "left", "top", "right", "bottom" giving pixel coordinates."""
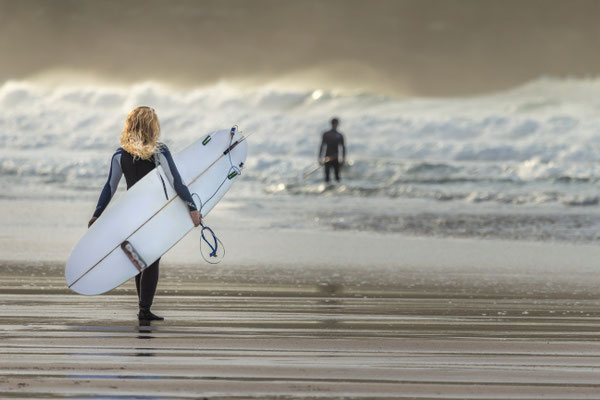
[
  {"left": 89, "top": 106, "right": 202, "bottom": 321},
  {"left": 318, "top": 118, "right": 346, "bottom": 183}
]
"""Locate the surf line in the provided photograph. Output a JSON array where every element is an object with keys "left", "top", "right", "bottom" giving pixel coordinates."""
[{"left": 68, "top": 134, "right": 249, "bottom": 289}]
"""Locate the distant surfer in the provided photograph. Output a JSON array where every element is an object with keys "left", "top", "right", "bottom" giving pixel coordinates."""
[
  {"left": 88, "top": 106, "right": 202, "bottom": 321},
  {"left": 318, "top": 117, "right": 346, "bottom": 183}
]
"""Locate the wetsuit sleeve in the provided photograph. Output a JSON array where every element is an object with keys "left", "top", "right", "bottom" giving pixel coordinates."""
[
  {"left": 340, "top": 134, "right": 346, "bottom": 161},
  {"left": 93, "top": 150, "right": 123, "bottom": 218},
  {"left": 158, "top": 146, "right": 198, "bottom": 212},
  {"left": 319, "top": 133, "right": 326, "bottom": 160}
]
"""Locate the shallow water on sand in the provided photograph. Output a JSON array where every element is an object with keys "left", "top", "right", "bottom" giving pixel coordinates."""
[{"left": 3, "top": 263, "right": 600, "bottom": 399}]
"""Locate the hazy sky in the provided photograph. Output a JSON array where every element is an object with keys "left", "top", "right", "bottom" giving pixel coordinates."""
[{"left": 2, "top": 0, "right": 600, "bottom": 96}]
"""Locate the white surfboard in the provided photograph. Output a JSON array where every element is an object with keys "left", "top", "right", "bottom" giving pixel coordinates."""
[{"left": 66, "top": 127, "right": 248, "bottom": 295}]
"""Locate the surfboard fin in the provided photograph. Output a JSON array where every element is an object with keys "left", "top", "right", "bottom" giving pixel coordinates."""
[
  {"left": 227, "top": 171, "right": 238, "bottom": 180},
  {"left": 223, "top": 140, "right": 241, "bottom": 155},
  {"left": 121, "top": 241, "right": 147, "bottom": 272}
]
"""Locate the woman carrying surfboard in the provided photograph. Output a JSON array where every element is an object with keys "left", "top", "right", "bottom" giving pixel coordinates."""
[{"left": 89, "top": 106, "right": 202, "bottom": 321}]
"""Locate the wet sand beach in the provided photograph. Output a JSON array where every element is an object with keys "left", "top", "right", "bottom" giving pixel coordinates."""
[
  {"left": 2, "top": 199, "right": 600, "bottom": 399},
  {"left": 3, "top": 258, "right": 600, "bottom": 399}
]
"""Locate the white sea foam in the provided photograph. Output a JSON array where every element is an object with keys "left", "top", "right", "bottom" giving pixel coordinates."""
[{"left": 3, "top": 78, "right": 600, "bottom": 240}]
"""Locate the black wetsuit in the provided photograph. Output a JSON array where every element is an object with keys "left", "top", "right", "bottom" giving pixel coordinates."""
[
  {"left": 319, "top": 129, "right": 346, "bottom": 182},
  {"left": 93, "top": 144, "right": 197, "bottom": 310}
]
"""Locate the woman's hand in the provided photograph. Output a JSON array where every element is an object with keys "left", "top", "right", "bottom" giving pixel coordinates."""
[
  {"left": 190, "top": 210, "right": 202, "bottom": 227},
  {"left": 88, "top": 217, "right": 98, "bottom": 228}
]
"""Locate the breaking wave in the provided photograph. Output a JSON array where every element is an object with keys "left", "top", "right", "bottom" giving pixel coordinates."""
[{"left": 2, "top": 77, "right": 600, "bottom": 209}]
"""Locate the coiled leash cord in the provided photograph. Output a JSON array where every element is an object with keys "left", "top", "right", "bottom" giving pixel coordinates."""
[
  {"left": 200, "top": 221, "right": 225, "bottom": 264},
  {"left": 192, "top": 192, "right": 225, "bottom": 264},
  {"left": 191, "top": 126, "right": 242, "bottom": 264}
]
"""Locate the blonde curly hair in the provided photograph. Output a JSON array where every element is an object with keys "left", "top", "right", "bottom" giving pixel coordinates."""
[{"left": 120, "top": 106, "right": 161, "bottom": 160}]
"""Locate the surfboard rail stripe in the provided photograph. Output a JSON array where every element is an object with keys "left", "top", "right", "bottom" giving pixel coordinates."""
[{"left": 68, "top": 134, "right": 248, "bottom": 289}]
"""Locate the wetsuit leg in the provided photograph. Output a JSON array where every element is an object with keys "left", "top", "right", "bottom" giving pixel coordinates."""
[
  {"left": 135, "top": 273, "right": 141, "bottom": 301},
  {"left": 136, "top": 258, "right": 160, "bottom": 309},
  {"left": 332, "top": 160, "right": 340, "bottom": 182},
  {"left": 324, "top": 162, "right": 331, "bottom": 183}
]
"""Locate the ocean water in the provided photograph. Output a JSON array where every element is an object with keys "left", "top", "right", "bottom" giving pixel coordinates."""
[{"left": 2, "top": 78, "right": 600, "bottom": 242}]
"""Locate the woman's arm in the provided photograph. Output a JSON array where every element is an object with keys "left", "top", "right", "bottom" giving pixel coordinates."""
[
  {"left": 158, "top": 145, "right": 202, "bottom": 226},
  {"left": 89, "top": 149, "right": 123, "bottom": 226}
]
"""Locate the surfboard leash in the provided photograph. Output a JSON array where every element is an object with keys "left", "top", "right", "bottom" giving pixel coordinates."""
[
  {"left": 199, "top": 222, "right": 225, "bottom": 264},
  {"left": 191, "top": 126, "right": 245, "bottom": 264},
  {"left": 191, "top": 192, "right": 224, "bottom": 264}
]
